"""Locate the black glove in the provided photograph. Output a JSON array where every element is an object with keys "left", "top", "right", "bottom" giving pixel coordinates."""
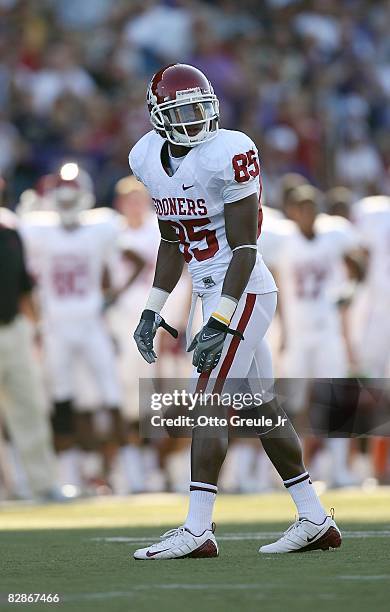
[
  {"left": 187, "top": 316, "right": 244, "bottom": 374},
  {"left": 133, "top": 309, "right": 178, "bottom": 364}
]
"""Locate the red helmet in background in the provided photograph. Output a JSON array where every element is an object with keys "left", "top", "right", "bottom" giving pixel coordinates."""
[
  {"left": 147, "top": 63, "right": 219, "bottom": 147},
  {"left": 46, "top": 163, "right": 95, "bottom": 226}
]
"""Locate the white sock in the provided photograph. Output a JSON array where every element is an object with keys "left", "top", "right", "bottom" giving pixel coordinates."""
[
  {"left": 284, "top": 472, "right": 327, "bottom": 524},
  {"left": 327, "top": 438, "right": 350, "bottom": 474},
  {"left": 58, "top": 449, "right": 82, "bottom": 488},
  {"left": 184, "top": 481, "right": 217, "bottom": 535}
]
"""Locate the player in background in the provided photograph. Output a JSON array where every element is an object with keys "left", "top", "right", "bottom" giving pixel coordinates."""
[
  {"left": 107, "top": 175, "right": 162, "bottom": 493},
  {"left": 130, "top": 63, "right": 341, "bottom": 558},
  {"left": 325, "top": 187, "right": 354, "bottom": 220},
  {"left": 352, "top": 196, "right": 390, "bottom": 378},
  {"left": 109, "top": 176, "right": 194, "bottom": 493},
  {"left": 265, "top": 185, "right": 362, "bottom": 487},
  {"left": 352, "top": 196, "right": 390, "bottom": 483},
  {"left": 20, "top": 163, "right": 131, "bottom": 492},
  {"left": 109, "top": 175, "right": 160, "bottom": 416}
]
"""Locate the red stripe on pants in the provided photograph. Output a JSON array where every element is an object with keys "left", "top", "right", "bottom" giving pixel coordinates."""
[
  {"left": 195, "top": 370, "right": 212, "bottom": 394},
  {"left": 212, "top": 293, "right": 257, "bottom": 394}
]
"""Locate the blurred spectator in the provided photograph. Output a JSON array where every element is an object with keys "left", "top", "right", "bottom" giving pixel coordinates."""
[
  {"left": 335, "top": 125, "right": 384, "bottom": 198},
  {"left": 0, "top": 0, "right": 387, "bottom": 209},
  {"left": 124, "top": 1, "right": 194, "bottom": 65},
  {"left": 15, "top": 42, "right": 96, "bottom": 113}
]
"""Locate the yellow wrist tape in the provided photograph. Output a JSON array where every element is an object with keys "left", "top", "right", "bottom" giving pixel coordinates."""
[{"left": 211, "top": 295, "right": 238, "bottom": 325}]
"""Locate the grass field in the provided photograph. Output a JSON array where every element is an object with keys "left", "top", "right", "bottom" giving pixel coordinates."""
[{"left": 1, "top": 489, "right": 390, "bottom": 612}]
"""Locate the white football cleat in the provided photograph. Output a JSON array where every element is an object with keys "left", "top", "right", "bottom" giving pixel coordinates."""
[
  {"left": 259, "top": 511, "right": 341, "bottom": 554},
  {"left": 133, "top": 524, "right": 218, "bottom": 560}
]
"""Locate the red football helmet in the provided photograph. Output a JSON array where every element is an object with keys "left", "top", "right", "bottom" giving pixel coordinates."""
[
  {"left": 46, "top": 163, "right": 95, "bottom": 226},
  {"left": 147, "top": 63, "right": 219, "bottom": 147}
]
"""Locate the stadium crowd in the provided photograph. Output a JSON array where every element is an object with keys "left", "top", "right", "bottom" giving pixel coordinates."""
[
  {"left": 0, "top": 0, "right": 389, "bottom": 500},
  {"left": 1, "top": 0, "right": 389, "bottom": 205}
]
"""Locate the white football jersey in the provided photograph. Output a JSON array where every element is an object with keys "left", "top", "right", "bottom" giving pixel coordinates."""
[
  {"left": 353, "top": 198, "right": 390, "bottom": 299},
  {"left": 21, "top": 210, "right": 122, "bottom": 321},
  {"left": 129, "top": 129, "right": 276, "bottom": 295},
  {"left": 115, "top": 213, "right": 161, "bottom": 309},
  {"left": 269, "top": 222, "right": 357, "bottom": 337},
  {"left": 258, "top": 213, "right": 296, "bottom": 269}
]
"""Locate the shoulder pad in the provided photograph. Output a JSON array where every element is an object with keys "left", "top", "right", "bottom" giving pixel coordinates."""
[
  {"left": 128, "top": 130, "right": 161, "bottom": 181},
  {"left": 20, "top": 210, "right": 59, "bottom": 226},
  {"left": 80, "top": 209, "right": 126, "bottom": 238},
  {"left": 199, "top": 129, "right": 258, "bottom": 174},
  {"left": 81, "top": 207, "right": 119, "bottom": 224},
  {"left": 355, "top": 195, "right": 390, "bottom": 215},
  {"left": 0, "top": 207, "right": 18, "bottom": 229},
  {"left": 316, "top": 213, "right": 352, "bottom": 233}
]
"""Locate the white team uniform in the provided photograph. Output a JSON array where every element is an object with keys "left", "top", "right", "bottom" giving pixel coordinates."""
[
  {"left": 263, "top": 215, "right": 358, "bottom": 378},
  {"left": 107, "top": 214, "right": 160, "bottom": 418},
  {"left": 20, "top": 209, "right": 123, "bottom": 409},
  {"left": 353, "top": 197, "right": 390, "bottom": 376},
  {"left": 129, "top": 129, "right": 277, "bottom": 390},
  {"left": 258, "top": 210, "right": 294, "bottom": 376}
]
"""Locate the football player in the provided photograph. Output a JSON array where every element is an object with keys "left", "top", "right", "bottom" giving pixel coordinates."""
[
  {"left": 269, "top": 185, "right": 359, "bottom": 380},
  {"left": 130, "top": 64, "right": 341, "bottom": 558},
  {"left": 20, "top": 163, "right": 128, "bottom": 489},
  {"left": 352, "top": 196, "right": 390, "bottom": 483},
  {"left": 265, "top": 185, "right": 362, "bottom": 486},
  {"left": 352, "top": 196, "right": 390, "bottom": 378},
  {"left": 108, "top": 176, "right": 160, "bottom": 418},
  {"left": 107, "top": 176, "right": 161, "bottom": 493}
]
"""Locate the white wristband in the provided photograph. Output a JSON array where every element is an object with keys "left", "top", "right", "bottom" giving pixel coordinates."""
[
  {"left": 145, "top": 287, "right": 170, "bottom": 314},
  {"left": 232, "top": 244, "right": 257, "bottom": 252},
  {"left": 211, "top": 295, "right": 238, "bottom": 325}
]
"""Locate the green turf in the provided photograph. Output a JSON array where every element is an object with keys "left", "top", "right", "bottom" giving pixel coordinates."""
[{"left": 1, "top": 492, "right": 390, "bottom": 612}]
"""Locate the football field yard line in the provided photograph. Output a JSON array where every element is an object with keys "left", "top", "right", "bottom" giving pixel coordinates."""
[
  {"left": 90, "top": 529, "right": 390, "bottom": 544},
  {"left": 56, "top": 574, "right": 390, "bottom": 605},
  {"left": 338, "top": 576, "right": 390, "bottom": 581},
  {"left": 59, "top": 584, "right": 332, "bottom": 604}
]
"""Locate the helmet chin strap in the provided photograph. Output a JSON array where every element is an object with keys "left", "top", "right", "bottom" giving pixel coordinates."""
[{"left": 170, "top": 123, "right": 207, "bottom": 147}]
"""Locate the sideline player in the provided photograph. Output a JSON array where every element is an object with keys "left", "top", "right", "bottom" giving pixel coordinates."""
[
  {"left": 107, "top": 176, "right": 161, "bottom": 493},
  {"left": 352, "top": 196, "right": 390, "bottom": 378},
  {"left": 109, "top": 176, "right": 194, "bottom": 492},
  {"left": 270, "top": 185, "right": 358, "bottom": 380},
  {"left": 20, "top": 164, "right": 127, "bottom": 489},
  {"left": 130, "top": 64, "right": 341, "bottom": 558},
  {"left": 265, "top": 185, "right": 361, "bottom": 486}
]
